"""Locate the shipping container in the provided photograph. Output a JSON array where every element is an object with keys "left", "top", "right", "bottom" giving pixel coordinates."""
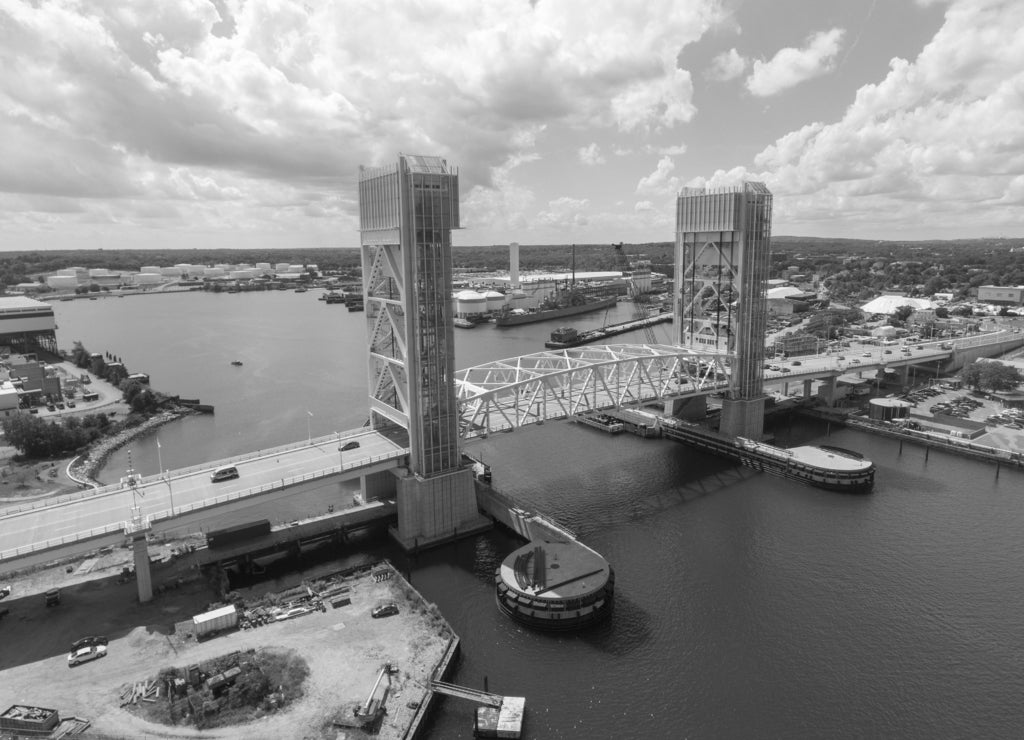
[{"left": 193, "top": 604, "right": 238, "bottom": 638}]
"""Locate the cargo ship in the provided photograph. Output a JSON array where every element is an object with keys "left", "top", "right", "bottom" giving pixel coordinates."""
[
  {"left": 495, "top": 293, "right": 617, "bottom": 326},
  {"left": 662, "top": 421, "right": 875, "bottom": 493}
]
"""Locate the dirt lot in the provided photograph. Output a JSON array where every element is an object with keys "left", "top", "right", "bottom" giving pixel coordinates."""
[{"left": 0, "top": 557, "right": 453, "bottom": 739}]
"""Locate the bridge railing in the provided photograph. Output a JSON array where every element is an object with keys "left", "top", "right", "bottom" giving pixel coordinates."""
[
  {"left": 0, "top": 520, "right": 126, "bottom": 562},
  {"left": 0, "top": 430, "right": 378, "bottom": 517},
  {"left": 148, "top": 450, "right": 408, "bottom": 524},
  {"left": 0, "top": 449, "right": 408, "bottom": 562}
]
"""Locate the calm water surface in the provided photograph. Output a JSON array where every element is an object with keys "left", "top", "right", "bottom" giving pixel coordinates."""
[{"left": 54, "top": 293, "right": 1024, "bottom": 739}]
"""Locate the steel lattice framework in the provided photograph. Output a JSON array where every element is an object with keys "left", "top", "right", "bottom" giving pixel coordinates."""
[{"left": 455, "top": 343, "right": 732, "bottom": 437}]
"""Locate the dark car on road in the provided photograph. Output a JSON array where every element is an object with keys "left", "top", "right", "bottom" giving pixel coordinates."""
[
  {"left": 340, "top": 440, "right": 360, "bottom": 452},
  {"left": 71, "top": 636, "right": 108, "bottom": 652}
]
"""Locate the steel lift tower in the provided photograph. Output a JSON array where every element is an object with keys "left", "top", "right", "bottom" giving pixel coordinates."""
[
  {"left": 358, "top": 155, "right": 489, "bottom": 550},
  {"left": 675, "top": 182, "right": 773, "bottom": 439}
]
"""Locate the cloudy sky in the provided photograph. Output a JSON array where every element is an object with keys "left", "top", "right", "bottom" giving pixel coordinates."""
[{"left": 1, "top": 0, "right": 1021, "bottom": 251}]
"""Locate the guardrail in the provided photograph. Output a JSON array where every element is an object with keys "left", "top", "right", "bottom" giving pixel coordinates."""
[
  {"left": 0, "top": 521, "right": 126, "bottom": 562},
  {"left": 148, "top": 450, "right": 407, "bottom": 523},
  {"left": 0, "top": 449, "right": 407, "bottom": 563},
  {"left": 0, "top": 430, "right": 379, "bottom": 518}
]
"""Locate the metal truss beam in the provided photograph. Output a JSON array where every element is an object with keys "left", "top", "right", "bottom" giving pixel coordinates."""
[{"left": 455, "top": 343, "right": 734, "bottom": 438}]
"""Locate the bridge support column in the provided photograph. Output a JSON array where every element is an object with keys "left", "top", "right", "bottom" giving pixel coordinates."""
[
  {"left": 899, "top": 365, "right": 910, "bottom": 387},
  {"left": 131, "top": 532, "right": 153, "bottom": 603},
  {"left": 719, "top": 397, "right": 766, "bottom": 440},
  {"left": 360, "top": 470, "right": 397, "bottom": 504},
  {"left": 390, "top": 467, "right": 490, "bottom": 551},
  {"left": 665, "top": 395, "right": 706, "bottom": 420},
  {"left": 817, "top": 377, "right": 839, "bottom": 407},
  {"left": 802, "top": 379, "right": 813, "bottom": 399}
]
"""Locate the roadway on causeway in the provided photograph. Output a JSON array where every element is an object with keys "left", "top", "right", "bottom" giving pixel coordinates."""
[{"left": 0, "top": 430, "right": 407, "bottom": 560}]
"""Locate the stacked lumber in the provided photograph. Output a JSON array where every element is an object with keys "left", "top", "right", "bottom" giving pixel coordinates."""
[{"left": 119, "top": 679, "right": 161, "bottom": 706}]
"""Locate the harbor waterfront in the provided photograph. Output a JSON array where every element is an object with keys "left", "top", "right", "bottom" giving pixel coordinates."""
[{"left": 52, "top": 292, "right": 1024, "bottom": 739}]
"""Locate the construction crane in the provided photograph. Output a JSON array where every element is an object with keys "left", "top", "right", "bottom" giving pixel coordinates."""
[{"left": 612, "top": 243, "right": 659, "bottom": 344}]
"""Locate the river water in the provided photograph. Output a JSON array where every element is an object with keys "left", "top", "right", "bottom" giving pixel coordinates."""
[{"left": 54, "top": 292, "right": 1024, "bottom": 739}]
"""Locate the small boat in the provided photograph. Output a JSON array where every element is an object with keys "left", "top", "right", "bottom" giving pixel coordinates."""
[
  {"left": 453, "top": 317, "right": 475, "bottom": 329},
  {"left": 294, "top": 287, "right": 308, "bottom": 293},
  {"left": 231, "top": 360, "right": 243, "bottom": 366}
]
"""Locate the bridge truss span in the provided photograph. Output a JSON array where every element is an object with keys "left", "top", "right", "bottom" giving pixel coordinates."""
[{"left": 455, "top": 343, "right": 733, "bottom": 438}]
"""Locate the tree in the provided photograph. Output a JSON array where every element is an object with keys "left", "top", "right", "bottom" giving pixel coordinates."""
[
  {"left": 935, "top": 306, "right": 950, "bottom": 319},
  {"left": 893, "top": 305, "right": 915, "bottom": 324},
  {"left": 961, "top": 361, "right": 1022, "bottom": 392}
]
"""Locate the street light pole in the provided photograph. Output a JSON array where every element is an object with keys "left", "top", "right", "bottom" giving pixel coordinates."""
[
  {"left": 157, "top": 438, "right": 174, "bottom": 516},
  {"left": 306, "top": 410, "right": 313, "bottom": 444}
]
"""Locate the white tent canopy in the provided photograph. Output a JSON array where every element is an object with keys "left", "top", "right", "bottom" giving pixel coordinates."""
[{"left": 860, "top": 295, "right": 933, "bottom": 314}]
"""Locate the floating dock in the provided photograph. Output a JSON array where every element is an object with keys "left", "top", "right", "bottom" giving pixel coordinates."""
[{"left": 430, "top": 681, "right": 525, "bottom": 738}]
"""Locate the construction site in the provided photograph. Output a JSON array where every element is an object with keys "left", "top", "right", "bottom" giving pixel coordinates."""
[{"left": 0, "top": 558, "right": 481, "bottom": 738}]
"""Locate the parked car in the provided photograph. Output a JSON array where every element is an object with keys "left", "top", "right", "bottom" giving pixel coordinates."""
[
  {"left": 66, "top": 401, "right": 76, "bottom": 408},
  {"left": 71, "top": 635, "right": 108, "bottom": 651},
  {"left": 371, "top": 602, "right": 399, "bottom": 619},
  {"left": 0, "top": 584, "right": 10, "bottom": 600},
  {"left": 46, "top": 404, "right": 56, "bottom": 412},
  {"left": 68, "top": 644, "right": 107, "bottom": 667}
]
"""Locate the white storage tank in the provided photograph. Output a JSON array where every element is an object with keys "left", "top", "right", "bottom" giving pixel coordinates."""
[
  {"left": 483, "top": 290, "right": 506, "bottom": 312},
  {"left": 455, "top": 290, "right": 487, "bottom": 315}
]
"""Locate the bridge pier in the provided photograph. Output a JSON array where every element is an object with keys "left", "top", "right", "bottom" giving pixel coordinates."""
[
  {"left": 817, "top": 377, "right": 839, "bottom": 407},
  {"left": 131, "top": 531, "right": 153, "bottom": 603},
  {"left": 390, "top": 467, "right": 490, "bottom": 551},
  {"left": 359, "top": 469, "right": 397, "bottom": 504},
  {"left": 719, "top": 397, "right": 767, "bottom": 439},
  {"left": 665, "top": 394, "right": 706, "bottom": 420}
]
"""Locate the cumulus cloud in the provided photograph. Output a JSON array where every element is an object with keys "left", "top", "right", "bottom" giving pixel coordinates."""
[
  {"left": 706, "top": 48, "right": 747, "bottom": 81},
  {"left": 636, "top": 156, "right": 682, "bottom": 197},
  {"left": 708, "top": 0, "right": 1024, "bottom": 237},
  {"left": 0, "top": 0, "right": 725, "bottom": 246},
  {"left": 536, "top": 196, "right": 590, "bottom": 228},
  {"left": 578, "top": 143, "right": 606, "bottom": 166},
  {"left": 746, "top": 28, "right": 845, "bottom": 97}
]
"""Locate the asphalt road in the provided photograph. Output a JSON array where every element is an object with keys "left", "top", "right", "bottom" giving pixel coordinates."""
[{"left": 0, "top": 431, "right": 406, "bottom": 557}]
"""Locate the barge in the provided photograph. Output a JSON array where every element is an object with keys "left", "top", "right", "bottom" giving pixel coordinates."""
[
  {"left": 662, "top": 420, "right": 875, "bottom": 493},
  {"left": 544, "top": 311, "right": 672, "bottom": 348}
]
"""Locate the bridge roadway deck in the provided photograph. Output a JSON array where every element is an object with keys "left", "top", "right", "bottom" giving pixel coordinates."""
[{"left": 0, "top": 430, "right": 408, "bottom": 568}]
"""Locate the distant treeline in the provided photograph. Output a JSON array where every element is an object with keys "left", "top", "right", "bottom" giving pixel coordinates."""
[{"left": 3, "top": 237, "right": 1024, "bottom": 301}]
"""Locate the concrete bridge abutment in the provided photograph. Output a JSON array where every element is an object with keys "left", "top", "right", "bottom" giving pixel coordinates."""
[
  {"left": 389, "top": 467, "right": 490, "bottom": 551},
  {"left": 719, "top": 397, "right": 767, "bottom": 440}
]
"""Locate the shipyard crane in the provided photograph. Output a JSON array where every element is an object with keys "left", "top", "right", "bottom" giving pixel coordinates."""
[{"left": 612, "top": 243, "right": 659, "bottom": 344}]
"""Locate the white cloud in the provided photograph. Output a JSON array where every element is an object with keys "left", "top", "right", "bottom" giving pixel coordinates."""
[
  {"left": 746, "top": 28, "right": 845, "bottom": 97},
  {"left": 536, "top": 196, "right": 591, "bottom": 228},
  {"left": 0, "top": 0, "right": 726, "bottom": 246},
  {"left": 712, "top": 0, "right": 1024, "bottom": 237},
  {"left": 634, "top": 201, "right": 654, "bottom": 211},
  {"left": 706, "top": 48, "right": 746, "bottom": 81},
  {"left": 636, "top": 156, "right": 682, "bottom": 197},
  {"left": 578, "top": 143, "right": 606, "bottom": 166}
]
